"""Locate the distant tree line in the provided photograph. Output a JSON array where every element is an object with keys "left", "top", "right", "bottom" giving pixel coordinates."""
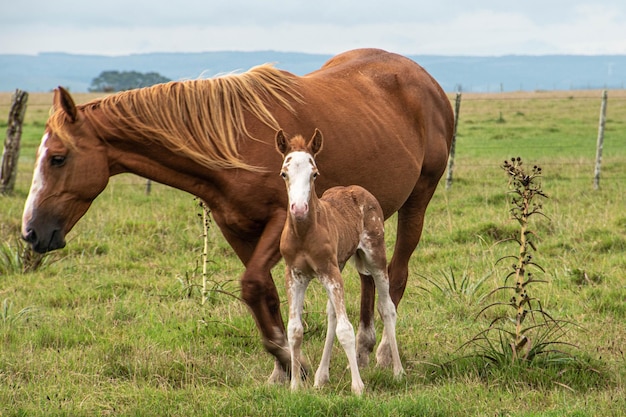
[{"left": 89, "top": 70, "right": 171, "bottom": 92}]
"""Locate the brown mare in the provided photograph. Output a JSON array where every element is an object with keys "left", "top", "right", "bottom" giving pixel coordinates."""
[
  {"left": 21, "top": 48, "right": 453, "bottom": 382},
  {"left": 277, "top": 129, "right": 403, "bottom": 395}
]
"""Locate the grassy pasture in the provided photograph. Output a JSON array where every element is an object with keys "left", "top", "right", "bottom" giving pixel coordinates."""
[{"left": 1, "top": 90, "right": 625, "bottom": 416}]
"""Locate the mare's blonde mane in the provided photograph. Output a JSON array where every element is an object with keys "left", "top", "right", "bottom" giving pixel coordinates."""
[{"left": 50, "top": 64, "right": 301, "bottom": 171}]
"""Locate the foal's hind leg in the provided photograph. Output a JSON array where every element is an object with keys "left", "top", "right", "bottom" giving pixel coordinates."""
[
  {"left": 357, "top": 230, "right": 404, "bottom": 377},
  {"left": 371, "top": 269, "right": 404, "bottom": 377}
]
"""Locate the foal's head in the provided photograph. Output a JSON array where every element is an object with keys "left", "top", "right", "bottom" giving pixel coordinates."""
[{"left": 275, "top": 129, "right": 323, "bottom": 220}]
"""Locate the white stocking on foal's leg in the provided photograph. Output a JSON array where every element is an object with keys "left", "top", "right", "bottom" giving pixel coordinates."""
[
  {"left": 287, "top": 272, "right": 310, "bottom": 391},
  {"left": 356, "top": 229, "right": 404, "bottom": 378},
  {"left": 314, "top": 299, "right": 335, "bottom": 388},
  {"left": 335, "top": 314, "right": 365, "bottom": 395},
  {"left": 323, "top": 275, "right": 365, "bottom": 395},
  {"left": 373, "top": 270, "right": 404, "bottom": 377}
]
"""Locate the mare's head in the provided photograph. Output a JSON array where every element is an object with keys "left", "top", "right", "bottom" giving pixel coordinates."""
[
  {"left": 22, "top": 87, "right": 110, "bottom": 253},
  {"left": 275, "top": 129, "right": 324, "bottom": 221}
]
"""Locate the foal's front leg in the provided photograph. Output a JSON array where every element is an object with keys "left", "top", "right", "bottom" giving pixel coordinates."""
[
  {"left": 314, "top": 299, "right": 336, "bottom": 388},
  {"left": 321, "top": 271, "right": 365, "bottom": 395},
  {"left": 286, "top": 270, "right": 310, "bottom": 391}
]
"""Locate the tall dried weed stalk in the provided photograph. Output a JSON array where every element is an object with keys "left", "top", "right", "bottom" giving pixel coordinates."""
[
  {"left": 465, "top": 157, "right": 574, "bottom": 364},
  {"left": 501, "top": 157, "right": 549, "bottom": 358},
  {"left": 199, "top": 199, "right": 211, "bottom": 304},
  {"left": 176, "top": 199, "right": 240, "bottom": 305}
]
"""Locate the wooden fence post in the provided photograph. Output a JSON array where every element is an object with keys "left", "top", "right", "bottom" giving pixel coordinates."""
[
  {"left": 445, "top": 92, "right": 462, "bottom": 189},
  {"left": 593, "top": 90, "right": 608, "bottom": 190},
  {"left": 1, "top": 89, "right": 29, "bottom": 194}
]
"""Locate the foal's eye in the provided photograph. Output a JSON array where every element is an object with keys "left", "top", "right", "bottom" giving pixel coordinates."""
[
  {"left": 313, "top": 172, "right": 319, "bottom": 179},
  {"left": 280, "top": 172, "right": 287, "bottom": 179},
  {"left": 50, "top": 155, "right": 66, "bottom": 167}
]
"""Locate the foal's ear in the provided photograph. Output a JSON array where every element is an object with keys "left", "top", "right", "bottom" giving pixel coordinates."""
[
  {"left": 309, "top": 128, "right": 323, "bottom": 156},
  {"left": 275, "top": 129, "right": 289, "bottom": 156},
  {"left": 53, "top": 86, "right": 78, "bottom": 123}
]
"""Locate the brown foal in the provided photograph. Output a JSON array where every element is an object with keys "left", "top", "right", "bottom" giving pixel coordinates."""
[{"left": 276, "top": 129, "right": 404, "bottom": 395}]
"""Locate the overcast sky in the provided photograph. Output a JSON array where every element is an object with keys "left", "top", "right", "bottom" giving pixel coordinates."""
[{"left": 2, "top": 1, "right": 626, "bottom": 56}]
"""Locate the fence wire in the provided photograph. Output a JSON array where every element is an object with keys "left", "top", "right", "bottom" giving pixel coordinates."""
[{"left": 444, "top": 91, "right": 626, "bottom": 187}]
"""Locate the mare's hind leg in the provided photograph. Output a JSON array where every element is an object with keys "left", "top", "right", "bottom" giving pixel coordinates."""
[
  {"left": 342, "top": 261, "right": 375, "bottom": 368},
  {"left": 356, "top": 274, "right": 376, "bottom": 368},
  {"left": 387, "top": 180, "right": 440, "bottom": 307}
]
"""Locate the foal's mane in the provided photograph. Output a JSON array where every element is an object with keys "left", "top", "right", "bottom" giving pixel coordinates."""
[
  {"left": 51, "top": 64, "right": 302, "bottom": 171},
  {"left": 285, "top": 135, "right": 308, "bottom": 153}
]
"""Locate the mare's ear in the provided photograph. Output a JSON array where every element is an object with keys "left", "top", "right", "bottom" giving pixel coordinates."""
[
  {"left": 275, "top": 129, "right": 288, "bottom": 156},
  {"left": 53, "top": 86, "right": 78, "bottom": 123},
  {"left": 309, "top": 128, "right": 323, "bottom": 156}
]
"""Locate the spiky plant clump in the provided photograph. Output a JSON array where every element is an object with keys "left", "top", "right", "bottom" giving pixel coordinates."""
[{"left": 0, "top": 236, "right": 51, "bottom": 274}]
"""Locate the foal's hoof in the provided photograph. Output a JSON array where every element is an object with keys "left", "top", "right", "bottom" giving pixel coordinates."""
[
  {"left": 314, "top": 367, "right": 330, "bottom": 388},
  {"left": 394, "top": 367, "right": 406, "bottom": 380},
  {"left": 376, "top": 342, "right": 393, "bottom": 368},
  {"left": 352, "top": 380, "right": 365, "bottom": 396}
]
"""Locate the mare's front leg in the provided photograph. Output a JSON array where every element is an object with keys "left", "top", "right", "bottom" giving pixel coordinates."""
[{"left": 228, "top": 211, "right": 307, "bottom": 383}]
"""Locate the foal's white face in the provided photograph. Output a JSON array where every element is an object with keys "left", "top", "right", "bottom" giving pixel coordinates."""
[{"left": 281, "top": 150, "right": 319, "bottom": 220}]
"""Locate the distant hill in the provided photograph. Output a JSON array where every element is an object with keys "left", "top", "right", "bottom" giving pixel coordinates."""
[{"left": 1, "top": 51, "right": 625, "bottom": 93}]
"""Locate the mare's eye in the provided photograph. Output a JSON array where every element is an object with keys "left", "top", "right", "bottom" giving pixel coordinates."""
[
  {"left": 50, "top": 155, "right": 66, "bottom": 167},
  {"left": 280, "top": 172, "right": 287, "bottom": 179},
  {"left": 313, "top": 172, "right": 319, "bottom": 179}
]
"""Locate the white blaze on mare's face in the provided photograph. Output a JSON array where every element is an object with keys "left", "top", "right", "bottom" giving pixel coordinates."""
[
  {"left": 22, "top": 132, "right": 49, "bottom": 235},
  {"left": 282, "top": 151, "right": 317, "bottom": 218}
]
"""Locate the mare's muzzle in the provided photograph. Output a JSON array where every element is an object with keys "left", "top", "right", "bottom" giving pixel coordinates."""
[{"left": 22, "top": 225, "right": 66, "bottom": 253}]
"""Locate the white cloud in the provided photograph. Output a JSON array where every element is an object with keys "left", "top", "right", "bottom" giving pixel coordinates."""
[
  {"left": 549, "top": 4, "right": 626, "bottom": 54},
  {"left": 1, "top": 1, "right": 626, "bottom": 56}
]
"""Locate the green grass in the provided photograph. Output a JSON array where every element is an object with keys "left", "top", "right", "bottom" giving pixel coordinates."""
[{"left": 1, "top": 90, "right": 625, "bottom": 416}]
